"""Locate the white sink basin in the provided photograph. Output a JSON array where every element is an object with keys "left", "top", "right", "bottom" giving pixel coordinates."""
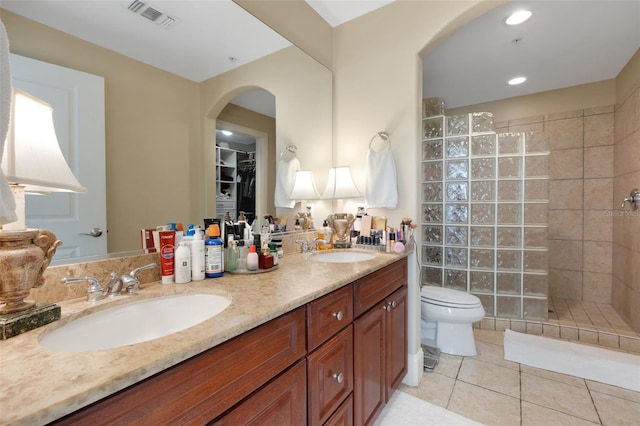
[
  {"left": 311, "top": 251, "right": 375, "bottom": 263},
  {"left": 40, "top": 293, "right": 231, "bottom": 352}
]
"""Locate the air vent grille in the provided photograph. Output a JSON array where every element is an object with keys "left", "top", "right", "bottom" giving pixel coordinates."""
[{"left": 127, "top": 0, "right": 180, "bottom": 29}]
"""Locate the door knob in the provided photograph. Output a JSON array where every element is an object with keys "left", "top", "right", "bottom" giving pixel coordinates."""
[{"left": 79, "top": 227, "right": 103, "bottom": 237}]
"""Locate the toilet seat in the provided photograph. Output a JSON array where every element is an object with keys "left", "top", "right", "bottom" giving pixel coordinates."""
[{"left": 421, "top": 286, "right": 482, "bottom": 309}]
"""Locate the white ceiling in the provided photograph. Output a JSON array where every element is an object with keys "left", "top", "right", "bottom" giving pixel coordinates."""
[
  {"left": 423, "top": 0, "right": 640, "bottom": 109},
  {"left": 2, "top": 0, "right": 639, "bottom": 113}
]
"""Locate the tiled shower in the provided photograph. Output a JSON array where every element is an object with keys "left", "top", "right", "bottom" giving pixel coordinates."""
[{"left": 420, "top": 98, "right": 550, "bottom": 321}]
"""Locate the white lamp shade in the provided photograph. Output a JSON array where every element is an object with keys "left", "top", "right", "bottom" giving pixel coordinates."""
[
  {"left": 322, "top": 166, "right": 361, "bottom": 199},
  {"left": 1, "top": 88, "right": 87, "bottom": 194},
  {"left": 289, "top": 170, "right": 319, "bottom": 200}
]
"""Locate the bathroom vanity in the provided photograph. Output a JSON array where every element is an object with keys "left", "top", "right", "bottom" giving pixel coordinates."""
[{"left": 0, "top": 250, "right": 408, "bottom": 426}]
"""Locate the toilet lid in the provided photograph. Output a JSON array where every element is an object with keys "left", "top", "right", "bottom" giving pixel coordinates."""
[{"left": 421, "top": 286, "right": 481, "bottom": 307}]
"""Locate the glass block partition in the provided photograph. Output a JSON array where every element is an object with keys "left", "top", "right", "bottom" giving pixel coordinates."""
[{"left": 420, "top": 98, "right": 550, "bottom": 321}]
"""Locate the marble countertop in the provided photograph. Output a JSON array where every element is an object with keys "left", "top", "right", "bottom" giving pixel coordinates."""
[{"left": 0, "top": 249, "right": 407, "bottom": 425}]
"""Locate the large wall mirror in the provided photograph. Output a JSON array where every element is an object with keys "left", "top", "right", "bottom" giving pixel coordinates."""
[{"left": 1, "top": 1, "right": 333, "bottom": 263}]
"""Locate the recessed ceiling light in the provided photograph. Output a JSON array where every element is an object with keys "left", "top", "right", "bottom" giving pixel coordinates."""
[
  {"left": 508, "top": 76, "right": 527, "bottom": 85},
  {"left": 505, "top": 10, "right": 532, "bottom": 25},
  {"left": 221, "top": 130, "right": 233, "bottom": 136}
]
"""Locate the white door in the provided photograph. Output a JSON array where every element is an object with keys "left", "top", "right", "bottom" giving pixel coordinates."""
[{"left": 10, "top": 54, "right": 107, "bottom": 260}]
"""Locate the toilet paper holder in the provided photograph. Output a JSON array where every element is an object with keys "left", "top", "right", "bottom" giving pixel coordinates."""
[{"left": 620, "top": 188, "right": 640, "bottom": 210}]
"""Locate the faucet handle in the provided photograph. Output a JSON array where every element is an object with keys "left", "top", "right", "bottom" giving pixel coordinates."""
[
  {"left": 61, "top": 276, "right": 105, "bottom": 302},
  {"left": 130, "top": 262, "right": 156, "bottom": 279}
]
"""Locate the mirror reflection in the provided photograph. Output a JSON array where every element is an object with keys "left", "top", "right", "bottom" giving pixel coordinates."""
[{"left": 1, "top": 1, "right": 333, "bottom": 263}]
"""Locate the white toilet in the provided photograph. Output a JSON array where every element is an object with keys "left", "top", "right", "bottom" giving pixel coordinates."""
[{"left": 420, "top": 286, "right": 485, "bottom": 356}]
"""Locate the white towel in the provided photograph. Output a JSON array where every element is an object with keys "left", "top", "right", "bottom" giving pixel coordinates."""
[
  {"left": 0, "top": 19, "right": 17, "bottom": 226},
  {"left": 365, "top": 145, "right": 398, "bottom": 209},
  {"left": 274, "top": 157, "right": 300, "bottom": 208}
]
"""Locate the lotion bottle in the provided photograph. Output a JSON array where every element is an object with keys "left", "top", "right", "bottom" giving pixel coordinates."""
[
  {"left": 246, "top": 244, "right": 259, "bottom": 271},
  {"left": 174, "top": 241, "right": 191, "bottom": 283},
  {"left": 205, "top": 225, "right": 224, "bottom": 278},
  {"left": 190, "top": 228, "right": 205, "bottom": 281}
]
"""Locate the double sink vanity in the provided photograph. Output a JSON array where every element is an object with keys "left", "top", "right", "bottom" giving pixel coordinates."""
[{"left": 0, "top": 248, "right": 409, "bottom": 425}]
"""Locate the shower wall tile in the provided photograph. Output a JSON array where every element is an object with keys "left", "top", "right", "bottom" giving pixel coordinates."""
[
  {"left": 548, "top": 268, "right": 583, "bottom": 300},
  {"left": 614, "top": 130, "right": 640, "bottom": 176},
  {"left": 550, "top": 149, "right": 583, "bottom": 179},
  {"left": 471, "top": 271, "right": 494, "bottom": 293},
  {"left": 545, "top": 109, "right": 583, "bottom": 121},
  {"left": 584, "top": 146, "right": 614, "bottom": 178},
  {"left": 472, "top": 112, "right": 494, "bottom": 133},
  {"left": 583, "top": 210, "right": 612, "bottom": 242},
  {"left": 584, "top": 105, "right": 614, "bottom": 116},
  {"left": 548, "top": 240, "right": 583, "bottom": 271},
  {"left": 509, "top": 116, "right": 543, "bottom": 127},
  {"left": 523, "top": 227, "right": 548, "bottom": 249},
  {"left": 549, "top": 210, "right": 583, "bottom": 240},
  {"left": 423, "top": 117, "right": 444, "bottom": 139},
  {"left": 583, "top": 241, "right": 612, "bottom": 274},
  {"left": 549, "top": 180, "right": 583, "bottom": 209},
  {"left": 582, "top": 272, "right": 612, "bottom": 304},
  {"left": 583, "top": 178, "right": 613, "bottom": 210},
  {"left": 544, "top": 117, "right": 584, "bottom": 149},
  {"left": 496, "top": 296, "right": 521, "bottom": 319},
  {"left": 614, "top": 89, "right": 638, "bottom": 141}
]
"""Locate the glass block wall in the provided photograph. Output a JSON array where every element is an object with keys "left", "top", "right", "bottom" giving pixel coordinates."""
[{"left": 420, "top": 98, "right": 550, "bottom": 321}]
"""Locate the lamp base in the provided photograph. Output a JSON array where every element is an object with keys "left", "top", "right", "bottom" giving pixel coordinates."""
[
  {"left": 0, "top": 303, "right": 61, "bottom": 340},
  {"left": 333, "top": 241, "right": 352, "bottom": 249}
]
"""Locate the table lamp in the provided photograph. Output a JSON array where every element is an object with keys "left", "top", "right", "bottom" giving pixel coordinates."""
[
  {"left": 0, "top": 88, "right": 87, "bottom": 336},
  {"left": 322, "top": 166, "right": 361, "bottom": 248}
]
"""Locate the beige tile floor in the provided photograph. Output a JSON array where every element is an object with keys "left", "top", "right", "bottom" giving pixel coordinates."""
[{"left": 400, "top": 329, "right": 640, "bottom": 425}]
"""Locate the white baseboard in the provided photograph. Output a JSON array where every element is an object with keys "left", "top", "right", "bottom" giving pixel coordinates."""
[{"left": 402, "top": 347, "right": 424, "bottom": 386}]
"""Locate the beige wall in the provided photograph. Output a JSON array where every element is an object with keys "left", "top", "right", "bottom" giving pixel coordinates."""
[
  {"left": 2, "top": 9, "right": 200, "bottom": 253},
  {"left": 613, "top": 49, "right": 640, "bottom": 332},
  {"left": 332, "top": 0, "right": 498, "bottom": 227}
]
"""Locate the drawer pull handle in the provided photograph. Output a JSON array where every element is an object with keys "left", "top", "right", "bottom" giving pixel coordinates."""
[
  {"left": 332, "top": 373, "right": 344, "bottom": 384},
  {"left": 332, "top": 310, "right": 344, "bottom": 321},
  {"left": 389, "top": 300, "right": 397, "bottom": 309}
]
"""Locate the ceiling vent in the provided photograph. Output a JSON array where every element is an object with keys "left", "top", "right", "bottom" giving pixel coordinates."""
[{"left": 127, "top": 0, "right": 180, "bottom": 29}]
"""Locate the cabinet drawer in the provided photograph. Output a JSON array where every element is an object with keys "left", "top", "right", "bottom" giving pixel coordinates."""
[
  {"left": 307, "top": 325, "right": 354, "bottom": 426},
  {"left": 324, "top": 393, "right": 353, "bottom": 426},
  {"left": 307, "top": 284, "right": 353, "bottom": 351},
  {"left": 54, "top": 308, "right": 306, "bottom": 425},
  {"left": 354, "top": 259, "right": 407, "bottom": 317},
  {"left": 213, "top": 360, "right": 307, "bottom": 425}
]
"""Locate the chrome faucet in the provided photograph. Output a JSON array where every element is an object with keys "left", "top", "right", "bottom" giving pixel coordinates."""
[
  {"left": 105, "top": 272, "right": 124, "bottom": 297},
  {"left": 296, "top": 238, "right": 328, "bottom": 253},
  {"left": 61, "top": 276, "right": 106, "bottom": 302},
  {"left": 121, "top": 263, "right": 156, "bottom": 294}
]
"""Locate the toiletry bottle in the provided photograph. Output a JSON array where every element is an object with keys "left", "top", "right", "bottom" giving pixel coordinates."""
[
  {"left": 318, "top": 220, "right": 333, "bottom": 250},
  {"left": 174, "top": 241, "right": 191, "bottom": 283},
  {"left": 205, "top": 224, "right": 224, "bottom": 278},
  {"left": 246, "top": 244, "right": 259, "bottom": 271},
  {"left": 226, "top": 240, "right": 238, "bottom": 272},
  {"left": 190, "top": 227, "right": 205, "bottom": 281}
]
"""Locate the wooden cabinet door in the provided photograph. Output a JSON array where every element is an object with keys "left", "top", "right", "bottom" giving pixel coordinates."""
[
  {"left": 212, "top": 360, "right": 307, "bottom": 425},
  {"left": 307, "top": 325, "right": 354, "bottom": 426},
  {"left": 385, "top": 285, "right": 408, "bottom": 402},
  {"left": 353, "top": 303, "right": 385, "bottom": 426}
]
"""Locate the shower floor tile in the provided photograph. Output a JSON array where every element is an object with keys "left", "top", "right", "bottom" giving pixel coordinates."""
[{"left": 398, "top": 328, "right": 640, "bottom": 426}]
